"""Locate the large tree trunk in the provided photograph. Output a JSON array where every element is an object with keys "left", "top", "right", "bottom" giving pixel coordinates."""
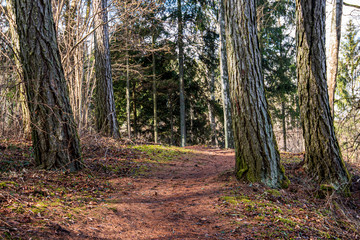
[
  {"left": 178, "top": 0, "right": 186, "bottom": 147},
  {"left": 11, "top": 0, "right": 82, "bottom": 171},
  {"left": 296, "top": 0, "right": 350, "bottom": 190},
  {"left": 224, "top": 0, "right": 287, "bottom": 188},
  {"left": 327, "top": 0, "right": 343, "bottom": 117},
  {"left": 93, "top": 0, "right": 120, "bottom": 138},
  {"left": 219, "top": 0, "right": 234, "bottom": 149}
]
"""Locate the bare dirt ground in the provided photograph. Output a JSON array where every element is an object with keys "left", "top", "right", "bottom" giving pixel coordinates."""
[
  {"left": 70, "top": 147, "right": 238, "bottom": 240},
  {"left": 1, "top": 140, "right": 360, "bottom": 239}
]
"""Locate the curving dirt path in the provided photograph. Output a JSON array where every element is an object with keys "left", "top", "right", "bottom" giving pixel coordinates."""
[{"left": 71, "top": 147, "right": 238, "bottom": 240}]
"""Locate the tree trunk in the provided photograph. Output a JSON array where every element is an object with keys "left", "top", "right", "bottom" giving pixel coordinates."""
[
  {"left": 190, "top": 102, "right": 194, "bottom": 144},
  {"left": 178, "top": 0, "right": 186, "bottom": 147},
  {"left": 327, "top": 0, "right": 343, "bottom": 117},
  {"left": 7, "top": 2, "right": 31, "bottom": 139},
  {"left": 63, "top": 0, "right": 77, "bottom": 122},
  {"left": 126, "top": 42, "right": 131, "bottom": 139},
  {"left": 168, "top": 93, "right": 174, "bottom": 145},
  {"left": 224, "top": 0, "right": 288, "bottom": 188},
  {"left": 93, "top": 0, "right": 120, "bottom": 138},
  {"left": 133, "top": 83, "right": 138, "bottom": 139},
  {"left": 296, "top": 0, "right": 350, "bottom": 190},
  {"left": 219, "top": 0, "right": 234, "bottom": 149},
  {"left": 208, "top": 70, "right": 218, "bottom": 147},
  {"left": 11, "top": 0, "right": 82, "bottom": 171},
  {"left": 152, "top": 35, "right": 158, "bottom": 144},
  {"left": 281, "top": 101, "right": 287, "bottom": 152},
  {"left": 125, "top": 3, "right": 131, "bottom": 139}
]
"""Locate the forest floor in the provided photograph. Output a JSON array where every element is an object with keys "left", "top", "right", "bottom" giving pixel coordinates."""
[{"left": 0, "top": 137, "right": 360, "bottom": 240}]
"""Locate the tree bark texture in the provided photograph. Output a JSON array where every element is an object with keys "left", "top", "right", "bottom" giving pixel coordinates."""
[
  {"left": 7, "top": 2, "right": 31, "bottom": 139},
  {"left": 224, "top": 0, "right": 287, "bottom": 188},
  {"left": 327, "top": 0, "right": 343, "bottom": 117},
  {"left": 296, "top": 0, "right": 350, "bottom": 189},
  {"left": 94, "top": 0, "right": 120, "bottom": 138},
  {"left": 11, "top": 0, "right": 82, "bottom": 171},
  {"left": 219, "top": 0, "right": 234, "bottom": 149},
  {"left": 178, "top": 0, "right": 186, "bottom": 147}
]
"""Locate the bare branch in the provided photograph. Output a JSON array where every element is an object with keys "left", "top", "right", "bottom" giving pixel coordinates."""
[{"left": 344, "top": 2, "right": 360, "bottom": 9}]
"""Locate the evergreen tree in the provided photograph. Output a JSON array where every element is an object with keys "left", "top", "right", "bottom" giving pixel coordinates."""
[
  {"left": 94, "top": 0, "right": 120, "bottom": 138},
  {"left": 11, "top": 0, "right": 82, "bottom": 171},
  {"left": 219, "top": 0, "right": 234, "bottom": 149},
  {"left": 257, "top": 0, "right": 298, "bottom": 152},
  {"left": 296, "top": 0, "right": 351, "bottom": 190},
  {"left": 178, "top": 0, "right": 186, "bottom": 147},
  {"left": 336, "top": 20, "right": 360, "bottom": 112},
  {"left": 327, "top": 0, "right": 344, "bottom": 117},
  {"left": 224, "top": 0, "right": 288, "bottom": 188}
]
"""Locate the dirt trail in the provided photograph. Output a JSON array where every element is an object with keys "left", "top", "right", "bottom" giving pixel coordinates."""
[{"left": 71, "top": 147, "right": 237, "bottom": 240}]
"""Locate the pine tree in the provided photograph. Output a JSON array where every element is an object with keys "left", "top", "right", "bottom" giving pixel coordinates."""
[
  {"left": 296, "top": 0, "right": 351, "bottom": 190},
  {"left": 224, "top": 0, "right": 288, "bottom": 188},
  {"left": 11, "top": 0, "right": 82, "bottom": 171},
  {"left": 93, "top": 0, "right": 120, "bottom": 138}
]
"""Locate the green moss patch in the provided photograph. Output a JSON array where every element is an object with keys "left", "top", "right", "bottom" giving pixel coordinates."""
[{"left": 131, "top": 144, "right": 191, "bottom": 163}]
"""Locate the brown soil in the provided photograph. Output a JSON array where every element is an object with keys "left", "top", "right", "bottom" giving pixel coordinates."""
[
  {"left": 70, "top": 146, "right": 238, "bottom": 240},
  {"left": 1, "top": 140, "right": 359, "bottom": 239}
]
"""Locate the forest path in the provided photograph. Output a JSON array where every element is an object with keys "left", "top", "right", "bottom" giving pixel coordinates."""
[{"left": 72, "top": 147, "right": 237, "bottom": 240}]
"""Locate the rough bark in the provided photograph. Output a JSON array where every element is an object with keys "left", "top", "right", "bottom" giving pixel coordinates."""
[
  {"left": 7, "top": 2, "right": 31, "bottom": 139},
  {"left": 178, "top": 0, "right": 186, "bottom": 147},
  {"left": 224, "top": 0, "right": 288, "bottom": 188},
  {"left": 93, "top": 0, "right": 120, "bottom": 138},
  {"left": 296, "top": 0, "right": 350, "bottom": 190},
  {"left": 219, "top": 0, "right": 234, "bottom": 149},
  {"left": 11, "top": 0, "right": 82, "bottom": 171},
  {"left": 327, "top": 0, "right": 343, "bottom": 117}
]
